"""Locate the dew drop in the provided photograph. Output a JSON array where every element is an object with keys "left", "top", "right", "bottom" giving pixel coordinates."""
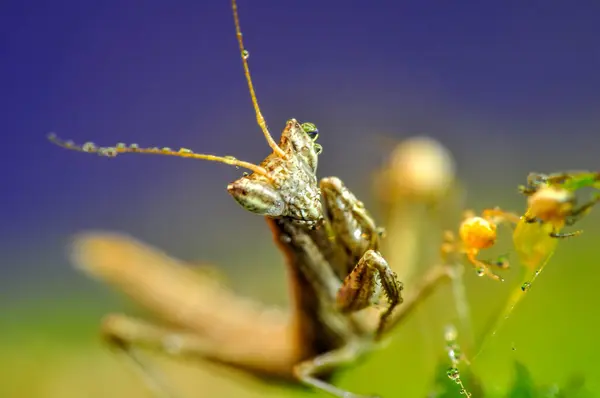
[
  {"left": 82, "top": 142, "right": 96, "bottom": 152},
  {"left": 100, "top": 148, "right": 118, "bottom": 157},
  {"left": 476, "top": 267, "right": 485, "bottom": 276},
  {"left": 444, "top": 325, "right": 457, "bottom": 342},
  {"left": 447, "top": 367, "right": 460, "bottom": 381},
  {"left": 162, "top": 147, "right": 172, "bottom": 152},
  {"left": 449, "top": 348, "right": 463, "bottom": 362},
  {"left": 129, "top": 143, "right": 139, "bottom": 150},
  {"left": 179, "top": 148, "right": 193, "bottom": 154},
  {"left": 224, "top": 155, "right": 239, "bottom": 168},
  {"left": 116, "top": 142, "right": 127, "bottom": 149},
  {"left": 521, "top": 282, "right": 531, "bottom": 292},
  {"left": 242, "top": 49, "right": 250, "bottom": 59}
]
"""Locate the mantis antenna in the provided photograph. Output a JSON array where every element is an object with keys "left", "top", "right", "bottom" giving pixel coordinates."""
[
  {"left": 47, "top": 133, "right": 270, "bottom": 177},
  {"left": 231, "top": 0, "right": 287, "bottom": 159},
  {"left": 47, "top": 1, "right": 296, "bottom": 177}
]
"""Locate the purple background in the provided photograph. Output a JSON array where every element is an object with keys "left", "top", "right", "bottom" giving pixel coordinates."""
[
  {"left": 3, "top": 0, "right": 600, "bottom": 321},
  {"left": 3, "top": 1, "right": 600, "bottom": 396}
]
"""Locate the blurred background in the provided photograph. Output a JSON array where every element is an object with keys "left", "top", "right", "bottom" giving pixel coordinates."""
[{"left": 2, "top": 0, "right": 600, "bottom": 397}]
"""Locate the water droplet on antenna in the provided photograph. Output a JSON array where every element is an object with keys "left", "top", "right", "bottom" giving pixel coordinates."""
[
  {"left": 447, "top": 367, "right": 460, "bottom": 381},
  {"left": 100, "top": 148, "right": 117, "bottom": 157},
  {"left": 82, "top": 142, "right": 96, "bottom": 152}
]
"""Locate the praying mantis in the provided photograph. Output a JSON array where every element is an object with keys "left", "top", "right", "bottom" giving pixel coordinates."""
[{"left": 50, "top": 1, "right": 459, "bottom": 397}]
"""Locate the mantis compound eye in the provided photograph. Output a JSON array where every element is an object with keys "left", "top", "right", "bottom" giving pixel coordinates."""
[{"left": 301, "top": 122, "right": 319, "bottom": 141}]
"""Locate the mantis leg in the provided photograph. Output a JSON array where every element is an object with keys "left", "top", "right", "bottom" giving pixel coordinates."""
[
  {"left": 101, "top": 314, "right": 211, "bottom": 398},
  {"left": 101, "top": 313, "right": 302, "bottom": 398},
  {"left": 293, "top": 342, "right": 379, "bottom": 398},
  {"left": 383, "top": 263, "right": 454, "bottom": 333},
  {"left": 70, "top": 232, "right": 302, "bottom": 395},
  {"left": 295, "top": 262, "right": 456, "bottom": 398},
  {"left": 336, "top": 249, "right": 403, "bottom": 338}
]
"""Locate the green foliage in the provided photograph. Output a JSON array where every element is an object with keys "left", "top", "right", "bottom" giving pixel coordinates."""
[
  {"left": 428, "top": 361, "right": 593, "bottom": 398},
  {"left": 507, "top": 362, "right": 593, "bottom": 398}
]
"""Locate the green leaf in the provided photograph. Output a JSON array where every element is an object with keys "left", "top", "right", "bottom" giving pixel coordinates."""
[
  {"left": 507, "top": 362, "right": 536, "bottom": 398},
  {"left": 506, "top": 362, "right": 593, "bottom": 398}
]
